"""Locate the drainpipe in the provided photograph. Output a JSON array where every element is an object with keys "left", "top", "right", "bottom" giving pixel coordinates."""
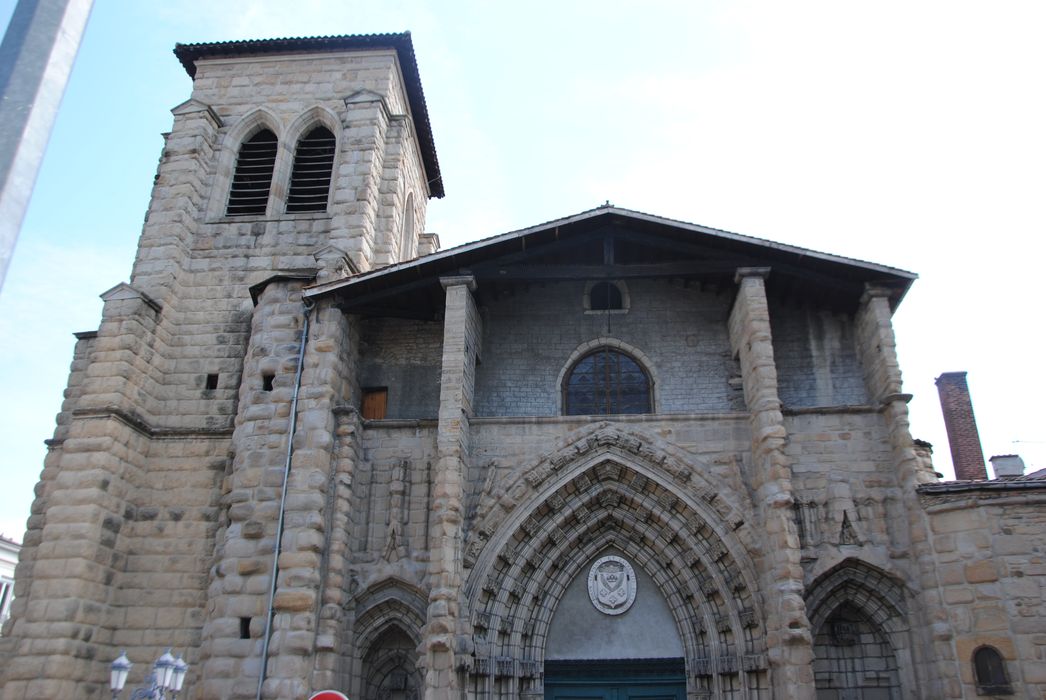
[{"left": 256, "top": 298, "right": 313, "bottom": 700}]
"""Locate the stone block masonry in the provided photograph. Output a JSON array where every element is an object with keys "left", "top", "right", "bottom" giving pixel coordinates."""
[
  {"left": 4, "top": 31, "right": 1045, "bottom": 700},
  {"left": 728, "top": 268, "right": 815, "bottom": 700}
]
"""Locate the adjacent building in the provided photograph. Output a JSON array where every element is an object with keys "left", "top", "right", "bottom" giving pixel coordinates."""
[
  {"left": 0, "top": 33, "right": 1043, "bottom": 700},
  {"left": 0, "top": 536, "right": 18, "bottom": 633}
]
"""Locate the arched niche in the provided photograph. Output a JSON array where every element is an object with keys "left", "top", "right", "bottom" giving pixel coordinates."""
[
  {"left": 347, "top": 581, "right": 427, "bottom": 700},
  {"left": 805, "top": 559, "right": 914, "bottom": 700},
  {"left": 360, "top": 624, "right": 422, "bottom": 700}
]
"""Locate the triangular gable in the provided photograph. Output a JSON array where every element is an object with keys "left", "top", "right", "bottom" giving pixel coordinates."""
[{"left": 305, "top": 206, "right": 916, "bottom": 320}]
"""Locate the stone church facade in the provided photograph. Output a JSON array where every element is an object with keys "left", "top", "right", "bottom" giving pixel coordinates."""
[{"left": 1, "top": 33, "right": 1043, "bottom": 700}]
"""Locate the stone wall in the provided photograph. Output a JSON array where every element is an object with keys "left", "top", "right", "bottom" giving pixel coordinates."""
[
  {"left": 358, "top": 318, "right": 443, "bottom": 419},
  {"left": 474, "top": 279, "right": 744, "bottom": 416},
  {"left": 5, "top": 36, "right": 1043, "bottom": 700},
  {"left": 769, "top": 301, "right": 868, "bottom": 408},
  {"left": 920, "top": 487, "right": 1046, "bottom": 699}
]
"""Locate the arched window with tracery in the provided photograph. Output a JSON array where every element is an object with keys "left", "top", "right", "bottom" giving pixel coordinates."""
[
  {"left": 563, "top": 347, "right": 652, "bottom": 415},
  {"left": 286, "top": 125, "right": 336, "bottom": 212},
  {"left": 226, "top": 129, "right": 277, "bottom": 216}
]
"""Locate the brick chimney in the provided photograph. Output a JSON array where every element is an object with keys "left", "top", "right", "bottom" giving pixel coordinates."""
[{"left": 935, "top": 372, "right": 987, "bottom": 481}]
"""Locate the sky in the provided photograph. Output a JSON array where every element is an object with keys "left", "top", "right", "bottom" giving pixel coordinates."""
[{"left": 1, "top": 0, "right": 1044, "bottom": 540}]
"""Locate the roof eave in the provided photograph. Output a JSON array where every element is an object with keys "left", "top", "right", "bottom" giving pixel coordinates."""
[{"left": 304, "top": 206, "right": 917, "bottom": 302}]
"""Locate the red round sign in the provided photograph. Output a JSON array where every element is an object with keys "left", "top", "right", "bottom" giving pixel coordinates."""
[{"left": 309, "top": 692, "right": 349, "bottom": 700}]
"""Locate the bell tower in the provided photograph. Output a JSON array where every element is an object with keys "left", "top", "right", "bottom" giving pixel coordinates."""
[
  {"left": 0, "top": 34, "right": 443, "bottom": 700},
  {"left": 144, "top": 33, "right": 444, "bottom": 295}
]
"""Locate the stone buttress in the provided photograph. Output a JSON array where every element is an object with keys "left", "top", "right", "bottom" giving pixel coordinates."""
[
  {"left": 727, "top": 268, "right": 815, "bottom": 700},
  {"left": 424, "top": 276, "right": 481, "bottom": 699}
]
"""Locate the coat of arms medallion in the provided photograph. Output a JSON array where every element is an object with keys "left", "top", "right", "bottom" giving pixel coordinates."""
[{"left": 587, "top": 555, "right": 637, "bottom": 615}]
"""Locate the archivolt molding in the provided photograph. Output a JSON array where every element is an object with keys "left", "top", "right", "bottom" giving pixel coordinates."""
[
  {"left": 352, "top": 579, "right": 427, "bottom": 654},
  {"left": 462, "top": 425, "right": 768, "bottom": 688},
  {"left": 804, "top": 559, "right": 908, "bottom": 636},
  {"left": 223, "top": 106, "right": 284, "bottom": 145},
  {"left": 466, "top": 423, "right": 755, "bottom": 575},
  {"left": 284, "top": 104, "right": 342, "bottom": 146},
  {"left": 803, "top": 558, "right": 917, "bottom": 698}
]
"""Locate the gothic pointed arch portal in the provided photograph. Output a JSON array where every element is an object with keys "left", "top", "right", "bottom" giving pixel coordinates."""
[{"left": 463, "top": 426, "right": 771, "bottom": 700}]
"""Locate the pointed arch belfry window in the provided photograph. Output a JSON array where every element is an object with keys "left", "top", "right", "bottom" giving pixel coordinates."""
[
  {"left": 286, "top": 126, "right": 335, "bottom": 212},
  {"left": 226, "top": 129, "right": 277, "bottom": 216},
  {"left": 563, "top": 347, "right": 651, "bottom": 415}
]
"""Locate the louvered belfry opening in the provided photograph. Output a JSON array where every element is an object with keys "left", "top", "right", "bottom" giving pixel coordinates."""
[
  {"left": 226, "top": 129, "right": 277, "bottom": 216},
  {"left": 286, "top": 126, "right": 336, "bottom": 213}
]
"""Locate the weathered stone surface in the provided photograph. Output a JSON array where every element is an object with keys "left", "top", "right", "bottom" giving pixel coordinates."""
[{"left": 3, "top": 33, "right": 1045, "bottom": 700}]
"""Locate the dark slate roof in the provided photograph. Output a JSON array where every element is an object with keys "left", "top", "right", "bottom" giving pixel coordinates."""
[
  {"left": 918, "top": 468, "right": 1046, "bottom": 495},
  {"left": 304, "top": 205, "right": 917, "bottom": 319},
  {"left": 173, "top": 33, "right": 444, "bottom": 198}
]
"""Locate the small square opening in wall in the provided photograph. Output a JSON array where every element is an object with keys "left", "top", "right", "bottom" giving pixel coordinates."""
[
  {"left": 262, "top": 373, "right": 275, "bottom": 392},
  {"left": 239, "top": 617, "right": 251, "bottom": 639},
  {"left": 362, "top": 387, "right": 388, "bottom": 420},
  {"left": 205, "top": 373, "right": 219, "bottom": 391}
]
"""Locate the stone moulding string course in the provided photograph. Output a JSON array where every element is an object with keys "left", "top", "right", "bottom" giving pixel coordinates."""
[{"left": 257, "top": 298, "right": 313, "bottom": 700}]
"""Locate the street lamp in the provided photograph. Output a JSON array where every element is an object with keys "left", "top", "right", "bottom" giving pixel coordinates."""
[
  {"left": 110, "top": 651, "right": 131, "bottom": 700},
  {"left": 109, "top": 649, "right": 191, "bottom": 700}
]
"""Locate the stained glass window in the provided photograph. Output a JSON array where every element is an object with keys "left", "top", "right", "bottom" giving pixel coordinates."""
[{"left": 564, "top": 348, "right": 651, "bottom": 415}]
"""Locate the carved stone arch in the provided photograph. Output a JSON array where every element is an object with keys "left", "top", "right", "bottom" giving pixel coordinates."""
[
  {"left": 352, "top": 582, "right": 427, "bottom": 700},
  {"left": 354, "top": 580, "right": 427, "bottom": 650},
  {"left": 555, "top": 338, "right": 661, "bottom": 413},
  {"left": 466, "top": 424, "right": 757, "bottom": 576},
  {"left": 274, "top": 105, "right": 342, "bottom": 211},
  {"left": 470, "top": 470, "right": 761, "bottom": 648},
  {"left": 208, "top": 107, "right": 283, "bottom": 218},
  {"left": 463, "top": 431, "right": 768, "bottom": 698},
  {"left": 519, "top": 523, "right": 752, "bottom": 657},
  {"left": 285, "top": 104, "right": 341, "bottom": 145},
  {"left": 805, "top": 559, "right": 908, "bottom": 636},
  {"left": 805, "top": 559, "right": 914, "bottom": 699}
]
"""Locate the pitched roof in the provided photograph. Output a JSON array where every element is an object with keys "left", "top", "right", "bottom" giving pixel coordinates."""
[
  {"left": 173, "top": 33, "right": 443, "bottom": 198},
  {"left": 304, "top": 205, "right": 916, "bottom": 319}
]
